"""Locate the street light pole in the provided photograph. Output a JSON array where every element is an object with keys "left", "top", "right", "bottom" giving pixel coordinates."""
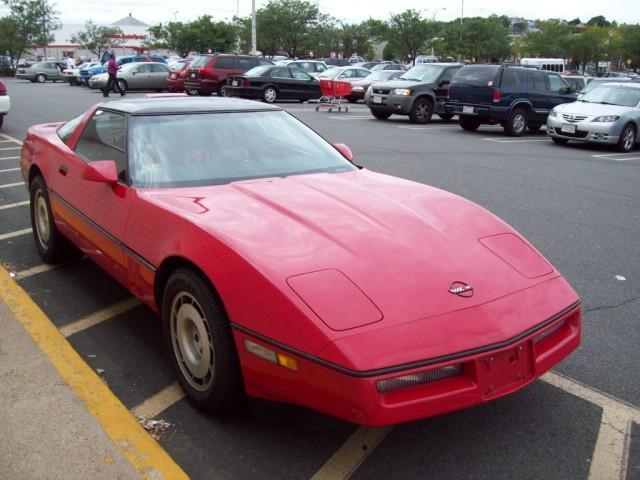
[
  {"left": 459, "top": 0, "right": 464, "bottom": 61},
  {"left": 251, "top": 0, "right": 257, "bottom": 55}
]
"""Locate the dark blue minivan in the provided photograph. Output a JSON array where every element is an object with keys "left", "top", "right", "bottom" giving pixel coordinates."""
[{"left": 445, "top": 65, "right": 576, "bottom": 136}]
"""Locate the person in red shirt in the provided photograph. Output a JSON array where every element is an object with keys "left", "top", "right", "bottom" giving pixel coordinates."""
[{"left": 103, "top": 54, "right": 125, "bottom": 97}]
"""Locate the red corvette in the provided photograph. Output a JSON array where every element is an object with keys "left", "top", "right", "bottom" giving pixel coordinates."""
[
  {"left": 20, "top": 97, "right": 580, "bottom": 426},
  {"left": 168, "top": 61, "right": 190, "bottom": 92}
]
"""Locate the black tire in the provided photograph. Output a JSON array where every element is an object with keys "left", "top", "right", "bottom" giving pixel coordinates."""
[
  {"left": 218, "top": 84, "right": 228, "bottom": 97},
  {"left": 439, "top": 113, "right": 454, "bottom": 121},
  {"left": 117, "top": 79, "right": 127, "bottom": 92},
  {"left": 29, "top": 175, "right": 73, "bottom": 263},
  {"left": 459, "top": 116, "right": 480, "bottom": 131},
  {"left": 347, "top": 96, "right": 358, "bottom": 103},
  {"left": 162, "top": 268, "right": 242, "bottom": 413},
  {"left": 262, "top": 86, "right": 278, "bottom": 103},
  {"left": 616, "top": 123, "right": 636, "bottom": 152},
  {"left": 504, "top": 107, "right": 528, "bottom": 136},
  {"left": 370, "top": 109, "right": 392, "bottom": 120},
  {"left": 36, "top": 73, "right": 46, "bottom": 83},
  {"left": 551, "top": 137, "right": 569, "bottom": 145},
  {"left": 0, "top": 115, "right": 4, "bottom": 128},
  {"left": 409, "top": 98, "right": 433, "bottom": 124}
]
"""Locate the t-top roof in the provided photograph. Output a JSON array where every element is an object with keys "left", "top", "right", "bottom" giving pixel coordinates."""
[{"left": 99, "top": 96, "right": 282, "bottom": 115}]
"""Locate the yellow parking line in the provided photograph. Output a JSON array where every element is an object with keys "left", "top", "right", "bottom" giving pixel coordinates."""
[
  {"left": 310, "top": 426, "right": 392, "bottom": 480},
  {"left": 0, "top": 266, "right": 189, "bottom": 480},
  {"left": 60, "top": 297, "right": 142, "bottom": 337},
  {"left": 0, "top": 200, "right": 29, "bottom": 210},
  {"left": 132, "top": 383, "right": 186, "bottom": 420},
  {"left": 0, "top": 228, "right": 32, "bottom": 241}
]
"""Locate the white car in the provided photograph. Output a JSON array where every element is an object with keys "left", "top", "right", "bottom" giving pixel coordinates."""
[
  {"left": 63, "top": 61, "right": 100, "bottom": 86},
  {"left": 0, "top": 79, "right": 11, "bottom": 128}
]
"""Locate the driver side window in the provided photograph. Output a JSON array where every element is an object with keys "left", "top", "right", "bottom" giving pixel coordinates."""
[{"left": 75, "top": 110, "right": 127, "bottom": 178}]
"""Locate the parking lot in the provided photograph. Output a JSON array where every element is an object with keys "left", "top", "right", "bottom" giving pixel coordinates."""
[{"left": 1, "top": 78, "right": 639, "bottom": 479}]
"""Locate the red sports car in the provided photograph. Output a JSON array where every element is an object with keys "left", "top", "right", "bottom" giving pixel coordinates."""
[
  {"left": 168, "top": 61, "right": 190, "bottom": 92},
  {"left": 20, "top": 97, "right": 581, "bottom": 426}
]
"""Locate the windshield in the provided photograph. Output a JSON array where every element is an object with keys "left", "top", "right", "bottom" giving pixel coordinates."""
[
  {"left": 581, "top": 85, "right": 640, "bottom": 107},
  {"left": 366, "top": 70, "right": 395, "bottom": 81},
  {"left": 400, "top": 65, "right": 444, "bottom": 83},
  {"left": 244, "top": 65, "right": 272, "bottom": 77},
  {"left": 322, "top": 67, "right": 341, "bottom": 79},
  {"left": 451, "top": 65, "right": 500, "bottom": 86},
  {"left": 128, "top": 111, "right": 357, "bottom": 188}
]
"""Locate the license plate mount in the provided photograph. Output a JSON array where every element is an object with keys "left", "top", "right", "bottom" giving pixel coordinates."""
[
  {"left": 373, "top": 95, "right": 382, "bottom": 104},
  {"left": 480, "top": 342, "right": 533, "bottom": 398},
  {"left": 462, "top": 105, "right": 474, "bottom": 114},
  {"left": 561, "top": 123, "right": 576, "bottom": 134}
]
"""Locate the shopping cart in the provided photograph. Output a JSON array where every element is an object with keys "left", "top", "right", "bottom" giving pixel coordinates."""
[{"left": 315, "top": 79, "right": 352, "bottom": 113}]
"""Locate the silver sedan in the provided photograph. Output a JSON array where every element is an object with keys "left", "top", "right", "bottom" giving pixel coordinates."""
[
  {"left": 547, "top": 82, "right": 640, "bottom": 152},
  {"left": 88, "top": 62, "right": 170, "bottom": 92}
]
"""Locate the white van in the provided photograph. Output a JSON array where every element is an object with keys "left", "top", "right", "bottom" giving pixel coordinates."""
[
  {"left": 415, "top": 55, "right": 438, "bottom": 64},
  {"left": 520, "top": 58, "right": 565, "bottom": 73}
]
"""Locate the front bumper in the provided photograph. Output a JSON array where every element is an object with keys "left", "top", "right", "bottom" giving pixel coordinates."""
[
  {"left": 0, "top": 95, "right": 10, "bottom": 114},
  {"left": 184, "top": 78, "right": 218, "bottom": 94},
  {"left": 364, "top": 91, "right": 413, "bottom": 114},
  {"left": 547, "top": 116, "right": 621, "bottom": 144},
  {"left": 445, "top": 102, "right": 510, "bottom": 122},
  {"left": 15, "top": 73, "right": 34, "bottom": 81},
  {"left": 89, "top": 78, "right": 107, "bottom": 89},
  {"left": 226, "top": 86, "right": 261, "bottom": 99},
  {"left": 234, "top": 300, "right": 581, "bottom": 426}
]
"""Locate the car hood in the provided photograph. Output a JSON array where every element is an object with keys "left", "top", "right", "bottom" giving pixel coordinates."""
[
  {"left": 372, "top": 79, "right": 428, "bottom": 89},
  {"left": 555, "top": 101, "right": 635, "bottom": 116},
  {"left": 144, "top": 170, "right": 560, "bottom": 336}
]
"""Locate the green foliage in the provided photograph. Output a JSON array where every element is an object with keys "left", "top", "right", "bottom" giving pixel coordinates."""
[
  {"left": 587, "top": 16, "right": 611, "bottom": 28},
  {"left": 567, "top": 26, "right": 610, "bottom": 70},
  {"left": 1, "top": 0, "right": 59, "bottom": 68},
  {"left": 436, "top": 16, "right": 510, "bottom": 62},
  {"left": 521, "top": 19, "right": 573, "bottom": 57},
  {"left": 385, "top": 9, "right": 437, "bottom": 62},
  {"left": 146, "top": 16, "right": 237, "bottom": 57},
  {"left": 70, "top": 20, "right": 123, "bottom": 60},
  {"left": 256, "top": 0, "right": 321, "bottom": 57}
]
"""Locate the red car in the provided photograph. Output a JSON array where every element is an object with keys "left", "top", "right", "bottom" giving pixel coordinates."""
[
  {"left": 20, "top": 97, "right": 581, "bottom": 426},
  {"left": 184, "top": 54, "right": 273, "bottom": 96},
  {"left": 167, "top": 61, "right": 190, "bottom": 92}
]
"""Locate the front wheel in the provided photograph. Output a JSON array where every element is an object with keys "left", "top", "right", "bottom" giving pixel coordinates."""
[
  {"left": 262, "top": 86, "right": 278, "bottom": 103},
  {"left": 162, "top": 269, "right": 242, "bottom": 413},
  {"left": 409, "top": 98, "right": 433, "bottom": 124},
  {"left": 36, "top": 73, "right": 46, "bottom": 83},
  {"left": 370, "top": 109, "right": 392, "bottom": 120},
  {"left": 504, "top": 108, "right": 528, "bottom": 136},
  {"left": 218, "top": 84, "right": 228, "bottom": 97},
  {"left": 30, "top": 175, "right": 73, "bottom": 263},
  {"left": 617, "top": 124, "right": 636, "bottom": 152}
]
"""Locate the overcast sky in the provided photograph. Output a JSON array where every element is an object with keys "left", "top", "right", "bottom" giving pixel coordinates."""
[{"left": 0, "top": 0, "right": 638, "bottom": 26}]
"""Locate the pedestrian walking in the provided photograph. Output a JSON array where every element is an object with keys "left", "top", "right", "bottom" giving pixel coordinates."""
[{"left": 103, "top": 54, "right": 125, "bottom": 98}]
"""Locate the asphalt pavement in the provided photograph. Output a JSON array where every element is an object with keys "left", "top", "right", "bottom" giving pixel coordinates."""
[{"left": 0, "top": 78, "right": 638, "bottom": 480}]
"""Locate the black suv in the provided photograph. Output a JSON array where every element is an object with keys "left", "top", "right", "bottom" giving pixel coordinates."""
[
  {"left": 364, "top": 63, "right": 462, "bottom": 123},
  {"left": 445, "top": 65, "right": 576, "bottom": 136}
]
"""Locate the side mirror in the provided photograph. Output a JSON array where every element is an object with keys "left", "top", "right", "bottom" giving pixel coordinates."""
[
  {"left": 132, "top": 71, "right": 137, "bottom": 75},
  {"left": 83, "top": 160, "right": 119, "bottom": 184},
  {"left": 569, "top": 85, "right": 577, "bottom": 93},
  {"left": 333, "top": 143, "right": 354, "bottom": 162}
]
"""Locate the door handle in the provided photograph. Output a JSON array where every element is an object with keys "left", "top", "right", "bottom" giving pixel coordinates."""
[{"left": 58, "top": 165, "right": 68, "bottom": 176}]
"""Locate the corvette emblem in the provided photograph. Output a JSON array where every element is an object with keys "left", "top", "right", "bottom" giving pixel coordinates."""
[{"left": 448, "top": 281, "right": 474, "bottom": 298}]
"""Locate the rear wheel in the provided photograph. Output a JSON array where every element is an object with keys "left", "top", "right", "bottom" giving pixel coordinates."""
[
  {"left": 29, "top": 175, "right": 74, "bottom": 263},
  {"left": 616, "top": 124, "right": 636, "bottom": 152},
  {"left": 36, "top": 73, "right": 46, "bottom": 83},
  {"left": 551, "top": 137, "right": 569, "bottom": 145},
  {"left": 409, "top": 98, "right": 433, "bottom": 124},
  {"left": 439, "top": 113, "right": 454, "bottom": 121},
  {"left": 370, "top": 109, "right": 392, "bottom": 120},
  {"left": 504, "top": 108, "right": 528, "bottom": 136},
  {"left": 459, "top": 116, "right": 480, "bottom": 131},
  {"left": 162, "top": 268, "right": 242, "bottom": 413},
  {"left": 262, "top": 86, "right": 278, "bottom": 103},
  {"left": 117, "top": 79, "right": 127, "bottom": 92},
  {"left": 218, "top": 84, "right": 228, "bottom": 97}
]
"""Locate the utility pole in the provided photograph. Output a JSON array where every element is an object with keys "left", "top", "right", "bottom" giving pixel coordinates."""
[
  {"left": 251, "top": 0, "right": 257, "bottom": 55},
  {"left": 41, "top": 1, "right": 47, "bottom": 59},
  {"left": 459, "top": 0, "right": 464, "bottom": 61},
  {"left": 235, "top": 0, "right": 240, "bottom": 53}
]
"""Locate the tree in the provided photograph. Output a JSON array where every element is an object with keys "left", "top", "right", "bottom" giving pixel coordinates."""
[
  {"left": 256, "top": 0, "right": 321, "bottom": 57},
  {"left": 376, "top": 10, "right": 436, "bottom": 63},
  {"left": 1, "top": 0, "right": 59, "bottom": 67},
  {"left": 587, "top": 16, "right": 611, "bottom": 28},
  {"left": 521, "top": 19, "right": 573, "bottom": 57},
  {"left": 147, "top": 17, "right": 237, "bottom": 57},
  {"left": 70, "top": 20, "right": 123, "bottom": 60},
  {"left": 567, "top": 26, "right": 610, "bottom": 72}
]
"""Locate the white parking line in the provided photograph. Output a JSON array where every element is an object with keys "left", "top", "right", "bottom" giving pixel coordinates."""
[
  {"left": 132, "top": 382, "right": 185, "bottom": 420},
  {"left": 484, "top": 138, "right": 550, "bottom": 143},
  {"left": 59, "top": 296, "right": 142, "bottom": 337},
  {"left": 588, "top": 407, "right": 632, "bottom": 480},
  {"left": 0, "top": 200, "right": 29, "bottom": 210},
  {"left": 0, "top": 156, "right": 20, "bottom": 161},
  {"left": 0, "top": 228, "right": 31, "bottom": 241},
  {"left": 0, "top": 167, "right": 20, "bottom": 173},
  {"left": 397, "top": 125, "right": 461, "bottom": 130},
  {"left": 310, "top": 426, "right": 392, "bottom": 480},
  {"left": 0, "top": 182, "right": 23, "bottom": 189},
  {"left": 12, "top": 263, "right": 63, "bottom": 280},
  {"left": 328, "top": 116, "right": 372, "bottom": 120},
  {"left": 0, "top": 133, "right": 23, "bottom": 144},
  {"left": 0, "top": 147, "right": 21, "bottom": 151},
  {"left": 591, "top": 153, "right": 640, "bottom": 162}
]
